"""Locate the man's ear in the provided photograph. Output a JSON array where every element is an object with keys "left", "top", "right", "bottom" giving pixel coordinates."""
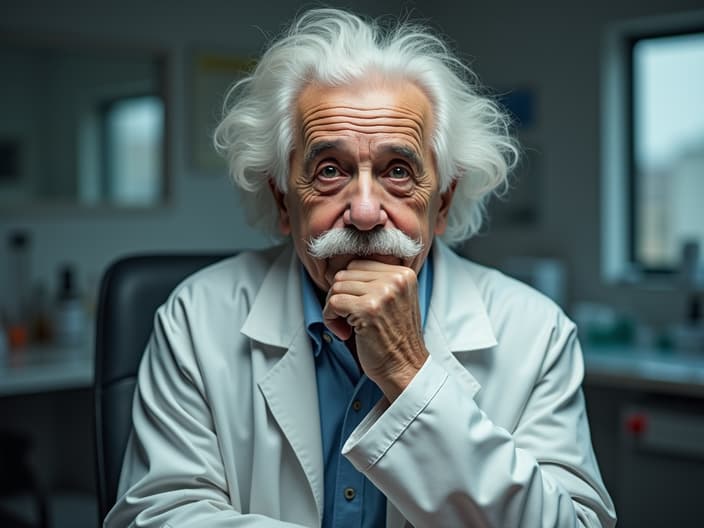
[
  {"left": 434, "top": 179, "right": 458, "bottom": 236},
  {"left": 268, "top": 179, "right": 291, "bottom": 235}
]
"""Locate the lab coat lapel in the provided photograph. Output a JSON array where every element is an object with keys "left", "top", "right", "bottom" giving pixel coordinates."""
[
  {"left": 423, "top": 241, "right": 498, "bottom": 398},
  {"left": 241, "top": 246, "right": 324, "bottom": 522},
  {"left": 386, "top": 501, "right": 412, "bottom": 528},
  {"left": 257, "top": 331, "right": 324, "bottom": 522}
]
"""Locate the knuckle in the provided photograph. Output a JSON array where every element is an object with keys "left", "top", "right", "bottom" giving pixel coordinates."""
[
  {"left": 391, "top": 272, "right": 406, "bottom": 289},
  {"left": 365, "top": 297, "right": 380, "bottom": 314},
  {"left": 401, "top": 268, "right": 416, "bottom": 283},
  {"left": 327, "top": 295, "right": 341, "bottom": 309},
  {"left": 381, "top": 284, "right": 394, "bottom": 300}
]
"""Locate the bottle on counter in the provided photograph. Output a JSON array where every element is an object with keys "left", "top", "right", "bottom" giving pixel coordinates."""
[
  {"left": 30, "top": 280, "right": 53, "bottom": 344},
  {"left": 6, "top": 231, "right": 31, "bottom": 350},
  {"left": 671, "top": 293, "right": 704, "bottom": 352},
  {"left": 53, "top": 265, "right": 87, "bottom": 347},
  {"left": 671, "top": 240, "right": 704, "bottom": 352}
]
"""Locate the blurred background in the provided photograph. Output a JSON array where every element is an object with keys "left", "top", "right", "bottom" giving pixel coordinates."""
[{"left": 0, "top": 0, "right": 703, "bottom": 526}]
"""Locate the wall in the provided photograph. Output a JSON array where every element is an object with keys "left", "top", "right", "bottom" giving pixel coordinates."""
[
  {"left": 0, "top": 49, "right": 43, "bottom": 204},
  {"left": 1, "top": 0, "right": 701, "bottom": 327},
  {"left": 429, "top": 0, "right": 702, "bottom": 326},
  {"left": 0, "top": 0, "right": 410, "bottom": 309}
]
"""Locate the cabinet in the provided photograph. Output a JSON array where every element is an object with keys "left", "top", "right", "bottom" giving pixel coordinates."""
[
  {"left": 584, "top": 347, "right": 704, "bottom": 528},
  {"left": 0, "top": 344, "right": 96, "bottom": 527}
]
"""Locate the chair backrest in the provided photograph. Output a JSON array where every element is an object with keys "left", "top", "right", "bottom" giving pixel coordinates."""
[{"left": 93, "top": 253, "right": 230, "bottom": 521}]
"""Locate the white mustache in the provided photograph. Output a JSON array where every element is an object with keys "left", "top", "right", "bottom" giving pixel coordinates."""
[{"left": 307, "top": 228, "right": 423, "bottom": 259}]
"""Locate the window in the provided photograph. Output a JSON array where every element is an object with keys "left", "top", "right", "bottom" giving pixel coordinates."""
[
  {"left": 602, "top": 13, "right": 704, "bottom": 282},
  {"left": 631, "top": 31, "right": 704, "bottom": 272},
  {"left": 102, "top": 95, "right": 164, "bottom": 206}
]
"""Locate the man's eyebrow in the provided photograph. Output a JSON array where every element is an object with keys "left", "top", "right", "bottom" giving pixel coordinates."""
[
  {"left": 382, "top": 144, "right": 424, "bottom": 173},
  {"left": 303, "top": 140, "right": 343, "bottom": 170}
]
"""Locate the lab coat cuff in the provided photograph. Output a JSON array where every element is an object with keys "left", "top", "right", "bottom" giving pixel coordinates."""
[{"left": 341, "top": 355, "right": 448, "bottom": 471}]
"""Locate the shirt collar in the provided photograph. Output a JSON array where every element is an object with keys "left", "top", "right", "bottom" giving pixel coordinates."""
[
  {"left": 300, "top": 266, "right": 325, "bottom": 354},
  {"left": 300, "top": 254, "right": 434, "bottom": 357}
]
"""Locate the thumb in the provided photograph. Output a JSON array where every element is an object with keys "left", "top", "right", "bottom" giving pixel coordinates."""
[{"left": 322, "top": 296, "right": 353, "bottom": 340}]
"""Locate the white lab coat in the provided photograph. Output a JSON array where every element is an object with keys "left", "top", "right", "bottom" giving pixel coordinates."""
[{"left": 105, "top": 241, "right": 616, "bottom": 527}]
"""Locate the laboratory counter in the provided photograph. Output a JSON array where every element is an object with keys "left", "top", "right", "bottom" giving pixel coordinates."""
[
  {"left": 0, "top": 342, "right": 703, "bottom": 398},
  {"left": 583, "top": 344, "right": 704, "bottom": 398}
]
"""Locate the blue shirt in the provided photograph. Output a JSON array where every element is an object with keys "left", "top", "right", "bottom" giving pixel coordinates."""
[{"left": 301, "top": 257, "right": 433, "bottom": 528}]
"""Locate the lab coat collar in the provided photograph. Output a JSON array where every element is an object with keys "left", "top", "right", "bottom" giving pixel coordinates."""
[{"left": 241, "top": 244, "right": 304, "bottom": 349}]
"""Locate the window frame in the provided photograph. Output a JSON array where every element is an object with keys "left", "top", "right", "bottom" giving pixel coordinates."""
[{"left": 601, "top": 11, "right": 704, "bottom": 284}]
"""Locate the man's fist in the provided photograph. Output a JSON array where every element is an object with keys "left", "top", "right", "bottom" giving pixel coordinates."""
[{"left": 323, "top": 259, "right": 428, "bottom": 401}]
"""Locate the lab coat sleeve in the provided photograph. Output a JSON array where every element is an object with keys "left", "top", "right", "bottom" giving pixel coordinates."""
[
  {"left": 342, "top": 320, "right": 617, "bottom": 528},
  {"left": 103, "top": 296, "right": 308, "bottom": 528}
]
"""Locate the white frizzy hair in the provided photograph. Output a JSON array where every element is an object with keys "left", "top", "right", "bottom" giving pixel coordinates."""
[{"left": 213, "top": 8, "right": 519, "bottom": 245}]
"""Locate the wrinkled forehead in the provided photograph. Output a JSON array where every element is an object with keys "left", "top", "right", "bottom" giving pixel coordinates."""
[{"left": 294, "top": 79, "right": 435, "bottom": 155}]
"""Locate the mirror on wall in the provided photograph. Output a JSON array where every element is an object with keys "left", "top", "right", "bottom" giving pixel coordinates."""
[{"left": 0, "top": 38, "right": 168, "bottom": 210}]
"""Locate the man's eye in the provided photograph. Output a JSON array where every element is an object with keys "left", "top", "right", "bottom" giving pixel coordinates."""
[
  {"left": 318, "top": 165, "right": 341, "bottom": 179},
  {"left": 388, "top": 166, "right": 410, "bottom": 179}
]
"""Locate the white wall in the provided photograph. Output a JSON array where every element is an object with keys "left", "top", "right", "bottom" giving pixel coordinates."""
[{"left": 1, "top": 0, "right": 700, "bottom": 326}]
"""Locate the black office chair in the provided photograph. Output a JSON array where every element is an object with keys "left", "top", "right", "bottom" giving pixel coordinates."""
[{"left": 93, "top": 253, "right": 230, "bottom": 522}]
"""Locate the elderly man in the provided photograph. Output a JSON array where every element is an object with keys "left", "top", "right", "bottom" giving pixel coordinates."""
[{"left": 106, "top": 8, "right": 615, "bottom": 528}]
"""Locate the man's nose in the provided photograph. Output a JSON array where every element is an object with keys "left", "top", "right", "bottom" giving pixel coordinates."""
[{"left": 342, "top": 172, "right": 388, "bottom": 231}]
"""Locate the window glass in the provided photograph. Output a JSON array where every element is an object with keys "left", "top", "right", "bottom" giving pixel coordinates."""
[
  {"left": 104, "top": 95, "right": 164, "bottom": 205},
  {"left": 633, "top": 32, "right": 704, "bottom": 270}
]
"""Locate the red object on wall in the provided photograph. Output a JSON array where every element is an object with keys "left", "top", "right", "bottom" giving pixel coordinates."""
[{"left": 625, "top": 413, "right": 649, "bottom": 435}]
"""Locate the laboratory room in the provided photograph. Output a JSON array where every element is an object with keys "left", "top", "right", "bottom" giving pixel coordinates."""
[{"left": 0, "top": 1, "right": 702, "bottom": 527}]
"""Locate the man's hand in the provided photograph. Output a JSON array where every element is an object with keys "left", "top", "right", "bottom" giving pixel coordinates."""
[{"left": 323, "top": 259, "right": 428, "bottom": 402}]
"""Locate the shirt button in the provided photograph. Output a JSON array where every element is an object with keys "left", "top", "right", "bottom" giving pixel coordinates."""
[
  {"left": 322, "top": 333, "right": 332, "bottom": 344},
  {"left": 343, "top": 487, "right": 356, "bottom": 501},
  {"left": 352, "top": 400, "right": 362, "bottom": 412}
]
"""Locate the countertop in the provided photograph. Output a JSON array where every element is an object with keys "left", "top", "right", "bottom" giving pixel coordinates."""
[
  {"left": 2, "top": 340, "right": 703, "bottom": 398},
  {"left": 0, "top": 341, "right": 93, "bottom": 397},
  {"left": 583, "top": 344, "right": 704, "bottom": 397}
]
